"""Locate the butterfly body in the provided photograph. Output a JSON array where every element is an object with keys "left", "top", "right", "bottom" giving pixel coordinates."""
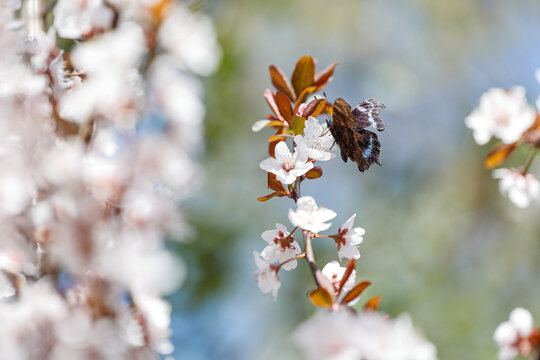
[{"left": 328, "top": 98, "right": 385, "bottom": 172}]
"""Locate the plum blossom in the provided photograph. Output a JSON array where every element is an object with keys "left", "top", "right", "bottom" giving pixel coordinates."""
[
  {"left": 492, "top": 168, "right": 540, "bottom": 208},
  {"left": 288, "top": 196, "right": 336, "bottom": 233},
  {"left": 334, "top": 214, "right": 365, "bottom": 260},
  {"left": 158, "top": 5, "right": 222, "bottom": 76},
  {"left": 322, "top": 261, "right": 357, "bottom": 304},
  {"left": 294, "top": 310, "right": 438, "bottom": 360},
  {"left": 294, "top": 116, "right": 335, "bottom": 161},
  {"left": 260, "top": 223, "right": 301, "bottom": 270},
  {"left": 253, "top": 251, "right": 281, "bottom": 300},
  {"left": 494, "top": 307, "right": 538, "bottom": 360},
  {"left": 465, "top": 87, "right": 535, "bottom": 145},
  {"left": 259, "top": 141, "right": 313, "bottom": 184},
  {"left": 0, "top": 0, "right": 220, "bottom": 357},
  {"left": 53, "top": 0, "right": 114, "bottom": 39}
]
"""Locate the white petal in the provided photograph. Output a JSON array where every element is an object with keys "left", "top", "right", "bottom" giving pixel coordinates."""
[
  {"left": 494, "top": 321, "right": 518, "bottom": 346},
  {"left": 509, "top": 307, "right": 534, "bottom": 337},
  {"left": 252, "top": 120, "right": 271, "bottom": 132},
  {"left": 341, "top": 214, "right": 356, "bottom": 231}
]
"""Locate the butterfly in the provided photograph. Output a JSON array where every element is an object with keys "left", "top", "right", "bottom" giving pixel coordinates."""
[{"left": 328, "top": 98, "right": 386, "bottom": 172}]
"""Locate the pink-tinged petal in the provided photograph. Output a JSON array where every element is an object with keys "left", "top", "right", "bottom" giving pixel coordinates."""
[
  {"left": 338, "top": 244, "right": 360, "bottom": 261},
  {"left": 341, "top": 214, "right": 356, "bottom": 231},
  {"left": 273, "top": 141, "right": 291, "bottom": 162},
  {"left": 259, "top": 157, "right": 279, "bottom": 172},
  {"left": 261, "top": 229, "right": 279, "bottom": 244},
  {"left": 276, "top": 223, "right": 288, "bottom": 233}
]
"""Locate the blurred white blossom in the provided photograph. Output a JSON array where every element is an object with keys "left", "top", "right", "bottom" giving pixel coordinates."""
[
  {"left": 253, "top": 251, "right": 281, "bottom": 300},
  {"left": 0, "top": 0, "right": 220, "bottom": 358},
  {"left": 493, "top": 168, "right": 540, "bottom": 208},
  {"left": 494, "top": 307, "right": 536, "bottom": 360},
  {"left": 295, "top": 310, "right": 438, "bottom": 360},
  {"left": 465, "top": 87, "right": 535, "bottom": 145}
]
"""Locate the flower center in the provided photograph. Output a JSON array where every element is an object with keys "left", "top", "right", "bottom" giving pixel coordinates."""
[
  {"left": 281, "top": 156, "right": 295, "bottom": 172},
  {"left": 273, "top": 231, "right": 295, "bottom": 251},
  {"left": 334, "top": 228, "right": 348, "bottom": 250}
]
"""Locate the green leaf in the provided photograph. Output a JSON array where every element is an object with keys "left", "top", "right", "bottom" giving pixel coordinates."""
[{"left": 291, "top": 116, "right": 307, "bottom": 135}]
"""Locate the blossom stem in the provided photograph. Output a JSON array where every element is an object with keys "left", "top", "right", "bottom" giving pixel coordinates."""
[
  {"left": 276, "top": 253, "right": 306, "bottom": 271},
  {"left": 304, "top": 233, "right": 320, "bottom": 288},
  {"left": 522, "top": 147, "right": 537, "bottom": 174},
  {"left": 292, "top": 180, "right": 319, "bottom": 287},
  {"left": 313, "top": 234, "right": 333, "bottom": 238}
]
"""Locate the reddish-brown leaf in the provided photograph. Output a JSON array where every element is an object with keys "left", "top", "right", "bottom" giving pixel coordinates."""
[
  {"left": 268, "top": 173, "right": 286, "bottom": 192},
  {"left": 364, "top": 295, "right": 382, "bottom": 312},
  {"left": 268, "top": 134, "right": 290, "bottom": 142},
  {"left": 314, "top": 62, "right": 338, "bottom": 90},
  {"left": 305, "top": 167, "right": 323, "bottom": 179},
  {"left": 484, "top": 143, "right": 517, "bottom": 169},
  {"left": 336, "top": 259, "right": 355, "bottom": 296},
  {"left": 264, "top": 89, "right": 284, "bottom": 121},
  {"left": 257, "top": 191, "right": 288, "bottom": 202},
  {"left": 274, "top": 91, "right": 293, "bottom": 125},
  {"left": 308, "top": 287, "right": 334, "bottom": 309},
  {"left": 302, "top": 98, "right": 326, "bottom": 118},
  {"left": 269, "top": 65, "right": 295, "bottom": 101},
  {"left": 293, "top": 86, "right": 317, "bottom": 111},
  {"left": 291, "top": 56, "right": 315, "bottom": 99},
  {"left": 341, "top": 281, "right": 371, "bottom": 305}
]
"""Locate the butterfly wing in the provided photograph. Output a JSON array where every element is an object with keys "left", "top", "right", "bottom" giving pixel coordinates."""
[
  {"left": 331, "top": 98, "right": 381, "bottom": 172},
  {"left": 352, "top": 129, "right": 381, "bottom": 172},
  {"left": 351, "top": 98, "right": 386, "bottom": 131}
]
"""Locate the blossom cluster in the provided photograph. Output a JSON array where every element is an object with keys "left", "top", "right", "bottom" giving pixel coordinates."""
[
  {"left": 494, "top": 308, "right": 540, "bottom": 360},
  {"left": 253, "top": 56, "right": 438, "bottom": 359},
  {"left": 466, "top": 84, "right": 540, "bottom": 208},
  {"left": 0, "top": 0, "right": 219, "bottom": 358},
  {"left": 467, "top": 74, "right": 540, "bottom": 358}
]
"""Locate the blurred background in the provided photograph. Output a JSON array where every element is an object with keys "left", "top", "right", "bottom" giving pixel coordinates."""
[{"left": 169, "top": 0, "right": 540, "bottom": 359}]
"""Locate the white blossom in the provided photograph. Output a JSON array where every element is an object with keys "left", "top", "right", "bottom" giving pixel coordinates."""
[
  {"left": 288, "top": 196, "right": 336, "bottom": 233},
  {"left": 465, "top": 87, "right": 535, "bottom": 145},
  {"left": 253, "top": 251, "right": 281, "bottom": 300},
  {"left": 294, "top": 116, "right": 335, "bottom": 161},
  {"left": 294, "top": 310, "right": 438, "bottom": 360},
  {"left": 158, "top": 5, "right": 222, "bottom": 76},
  {"left": 493, "top": 168, "right": 540, "bottom": 208},
  {"left": 494, "top": 308, "right": 535, "bottom": 360},
  {"left": 322, "top": 261, "right": 357, "bottom": 303},
  {"left": 259, "top": 141, "right": 313, "bottom": 184},
  {"left": 53, "top": 0, "right": 114, "bottom": 39},
  {"left": 335, "top": 214, "right": 365, "bottom": 260},
  {"left": 260, "top": 223, "right": 301, "bottom": 271}
]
